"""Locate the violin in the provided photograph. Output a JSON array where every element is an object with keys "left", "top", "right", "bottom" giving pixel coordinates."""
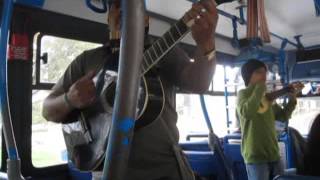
[{"left": 258, "top": 82, "right": 304, "bottom": 113}]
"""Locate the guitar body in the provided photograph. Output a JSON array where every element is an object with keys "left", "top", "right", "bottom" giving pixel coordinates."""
[{"left": 62, "top": 70, "right": 165, "bottom": 171}]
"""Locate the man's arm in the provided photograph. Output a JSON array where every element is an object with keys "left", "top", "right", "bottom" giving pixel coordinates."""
[
  {"left": 169, "top": 0, "right": 218, "bottom": 93},
  {"left": 42, "top": 86, "right": 74, "bottom": 123},
  {"left": 42, "top": 49, "right": 97, "bottom": 123},
  {"left": 162, "top": 46, "right": 216, "bottom": 93},
  {"left": 237, "top": 83, "right": 266, "bottom": 119}
]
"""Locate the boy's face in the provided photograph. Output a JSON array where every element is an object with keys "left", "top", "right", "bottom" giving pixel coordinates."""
[{"left": 249, "top": 67, "right": 267, "bottom": 85}]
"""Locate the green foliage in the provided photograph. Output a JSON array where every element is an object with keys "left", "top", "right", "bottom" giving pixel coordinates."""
[
  {"left": 32, "top": 149, "right": 66, "bottom": 167},
  {"left": 32, "top": 99, "right": 44, "bottom": 124},
  {"left": 29, "top": 36, "right": 100, "bottom": 167},
  {"left": 40, "top": 36, "right": 100, "bottom": 83},
  {"left": 32, "top": 36, "right": 100, "bottom": 124}
]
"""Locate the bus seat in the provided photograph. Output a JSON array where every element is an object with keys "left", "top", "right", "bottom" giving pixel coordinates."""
[
  {"left": 180, "top": 140, "right": 210, "bottom": 151},
  {"left": 273, "top": 175, "right": 320, "bottom": 180},
  {"left": 223, "top": 134, "right": 243, "bottom": 162},
  {"left": 223, "top": 134, "right": 248, "bottom": 180},
  {"left": 180, "top": 141, "right": 221, "bottom": 178},
  {"left": 68, "top": 161, "right": 92, "bottom": 180},
  {"left": 288, "top": 127, "right": 307, "bottom": 170},
  {"left": 184, "top": 150, "right": 220, "bottom": 176}
]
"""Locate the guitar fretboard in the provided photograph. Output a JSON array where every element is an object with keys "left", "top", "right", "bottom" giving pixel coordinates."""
[
  {"left": 140, "top": 19, "right": 189, "bottom": 75},
  {"left": 140, "top": 0, "right": 234, "bottom": 75}
]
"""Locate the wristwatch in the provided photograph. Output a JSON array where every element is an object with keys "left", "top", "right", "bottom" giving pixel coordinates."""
[{"left": 204, "top": 49, "right": 216, "bottom": 60}]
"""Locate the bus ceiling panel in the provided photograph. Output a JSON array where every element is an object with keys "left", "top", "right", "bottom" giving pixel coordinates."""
[
  {"left": 12, "top": 0, "right": 320, "bottom": 50},
  {"left": 21, "top": 0, "right": 108, "bottom": 24},
  {"left": 13, "top": 0, "right": 320, "bottom": 50},
  {"left": 146, "top": 0, "right": 320, "bottom": 50},
  {"left": 268, "top": 0, "right": 320, "bottom": 33},
  {"left": 145, "top": 0, "right": 192, "bottom": 20},
  {"left": 18, "top": 0, "right": 191, "bottom": 25},
  {"left": 148, "top": 16, "right": 239, "bottom": 55}
]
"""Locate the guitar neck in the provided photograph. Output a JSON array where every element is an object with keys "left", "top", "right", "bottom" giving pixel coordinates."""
[
  {"left": 140, "top": 0, "right": 234, "bottom": 75},
  {"left": 140, "top": 19, "right": 189, "bottom": 75},
  {"left": 265, "top": 86, "right": 293, "bottom": 101}
]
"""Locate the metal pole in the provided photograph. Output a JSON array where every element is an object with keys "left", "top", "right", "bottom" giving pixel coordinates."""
[
  {"left": 0, "top": 0, "right": 24, "bottom": 179},
  {"left": 223, "top": 66, "right": 231, "bottom": 134},
  {"left": 199, "top": 95, "right": 235, "bottom": 180},
  {"left": 186, "top": 0, "right": 298, "bottom": 47},
  {"left": 102, "top": 0, "right": 145, "bottom": 179},
  {"left": 278, "top": 39, "right": 295, "bottom": 169},
  {"left": 216, "top": 9, "right": 299, "bottom": 48}
]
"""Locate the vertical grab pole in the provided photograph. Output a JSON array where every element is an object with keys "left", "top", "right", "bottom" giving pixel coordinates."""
[
  {"left": 102, "top": 0, "right": 145, "bottom": 179},
  {"left": 0, "top": 0, "right": 24, "bottom": 179},
  {"left": 278, "top": 39, "right": 294, "bottom": 168},
  {"left": 278, "top": 39, "right": 288, "bottom": 85},
  {"left": 199, "top": 95, "right": 235, "bottom": 180},
  {"left": 223, "top": 65, "right": 231, "bottom": 134}
]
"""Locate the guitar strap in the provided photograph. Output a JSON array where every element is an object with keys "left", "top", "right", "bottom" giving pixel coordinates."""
[
  {"left": 95, "top": 37, "right": 151, "bottom": 95},
  {"left": 159, "top": 117, "right": 195, "bottom": 180},
  {"left": 95, "top": 47, "right": 113, "bottom": 95}
]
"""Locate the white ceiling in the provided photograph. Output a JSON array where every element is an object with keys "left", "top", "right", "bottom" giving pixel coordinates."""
[
  {"left": 146, "top": 0, "right": 320, "bottom": 50},
  {"left": 40, "top": 0, "right": 320, "bottom": 51}
]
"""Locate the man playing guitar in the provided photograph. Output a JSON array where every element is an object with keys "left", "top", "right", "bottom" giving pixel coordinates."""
[{"left": 42, "top": 0, "right": 219, "bottom": 179}]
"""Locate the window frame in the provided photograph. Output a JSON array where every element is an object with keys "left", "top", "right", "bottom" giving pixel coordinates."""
[{"left": 31, "top": 33, "right": 102, "bottom": 168}]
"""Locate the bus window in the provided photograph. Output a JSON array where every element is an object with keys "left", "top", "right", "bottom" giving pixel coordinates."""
[
  {"left": 177, "top": 65, "right": 239, "bottom": 142},
  {"left": 210, "top": 65, "right": 239, "bottom": 92},
  {"left": 177, "top": 94, "right": 237, "bottom": 142},
  {"left": 33, "top": 35, "right": 101, "bottom": 84},
  {"left": 32, "top": 35, "right": 100, "bottom": 167}
]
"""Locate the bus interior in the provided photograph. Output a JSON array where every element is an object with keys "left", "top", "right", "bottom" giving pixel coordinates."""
[{"left": 0, "top": 0, "right": 320, "bottom": 179}]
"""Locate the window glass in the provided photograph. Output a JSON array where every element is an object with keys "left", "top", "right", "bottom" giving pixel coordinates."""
[
  {"left": 33, "top": 35, "right": 100, "bottom": 84},
  {"left": 32, "top": 35, "right": 100, "bottom": 167},
  {"left": 177, "top": 94, "right": 237, "bottom": 142}
]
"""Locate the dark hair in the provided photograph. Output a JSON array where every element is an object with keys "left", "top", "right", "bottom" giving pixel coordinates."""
[
  {"left": 241, "top": 59, "right": 267, "bottom": 86},
  {"left": 298, "top": 114, "right": 320, "bottom": 176}
]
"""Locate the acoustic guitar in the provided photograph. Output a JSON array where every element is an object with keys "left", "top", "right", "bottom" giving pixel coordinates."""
[{"left": 62, "top": 0, "right": 234, "bottom": 171}]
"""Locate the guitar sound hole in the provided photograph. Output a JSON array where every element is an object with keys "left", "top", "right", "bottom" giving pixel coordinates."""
[{"left": 105, "top": 82, "right": 116, "bottom": 107}]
